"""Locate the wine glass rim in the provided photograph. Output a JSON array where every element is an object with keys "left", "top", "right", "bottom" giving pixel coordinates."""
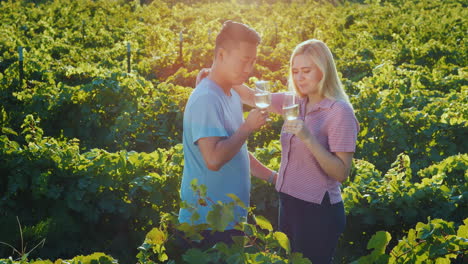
[{"left": 255, "top": 80, "right": 270, "bottom": 91}]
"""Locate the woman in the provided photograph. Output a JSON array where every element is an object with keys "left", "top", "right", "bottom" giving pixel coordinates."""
[
  {"left": 196, "top": 39, "right": 359, "bottom": 263},
  {"left": 275, "top": 39, "right": 359, "bottom": 263}
]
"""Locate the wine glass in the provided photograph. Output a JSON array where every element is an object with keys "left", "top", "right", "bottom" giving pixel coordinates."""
[
  {"left": 282, "top": 91, "right": 299, "bottom": 121},
  {"left": 254, "top": 80, "right": 272, "bottom": 121}
]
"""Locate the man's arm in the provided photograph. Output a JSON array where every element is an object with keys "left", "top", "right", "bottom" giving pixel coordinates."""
[{"left": 198, "top": 108, "right": 267, "bottom": 171}]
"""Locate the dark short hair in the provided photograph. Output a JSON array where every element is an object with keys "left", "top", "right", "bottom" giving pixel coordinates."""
[{"left": 215, "top": 20, "right": 261, "bottom": 54}]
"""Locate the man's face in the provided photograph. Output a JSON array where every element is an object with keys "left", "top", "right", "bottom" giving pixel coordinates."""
[{"left": 220, "top": 41, "right": 257, "bottom": 85}]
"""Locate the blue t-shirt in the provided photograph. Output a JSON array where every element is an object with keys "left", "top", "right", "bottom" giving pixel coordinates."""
[{"left": 178, "top": 78, "right": 250, "bottom": 230}]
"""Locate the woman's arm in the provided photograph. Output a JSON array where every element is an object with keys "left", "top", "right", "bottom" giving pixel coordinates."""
[
  {"left": 283, "top": 120, "right": 353, "bottom": 183},
  {"left": 196, "top": 69, "right": 256, "bottom": 107},
  {"left": 195, "top": 68, "right": 283, "bottom": 114},
  {"left": 233, "top": 85, "right": 284, "bottom": 115},
  {"left": 233, "top": 84, "right": 255, "bottom": 107}
]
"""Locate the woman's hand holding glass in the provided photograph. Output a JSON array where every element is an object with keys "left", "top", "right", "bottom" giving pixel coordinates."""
[
  {"left": 196, "top": 68, "right": 210, "bottom": 86},
  {"left": 283, "top": 119, "right": 310, "bottom": 140}
]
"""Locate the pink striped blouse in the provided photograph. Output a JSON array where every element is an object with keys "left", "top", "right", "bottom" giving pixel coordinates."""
[{"left": 271, "top": 93, "right": 359, "bottom": 205}]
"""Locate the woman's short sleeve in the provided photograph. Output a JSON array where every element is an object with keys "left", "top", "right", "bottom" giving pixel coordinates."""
[{"left": 327, "top": 102, "right": 360, "bottom": 153}]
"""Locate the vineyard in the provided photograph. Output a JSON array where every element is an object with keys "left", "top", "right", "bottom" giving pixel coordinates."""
[{"left": 0, "top": 0, "right": 467, "bottom": 263}]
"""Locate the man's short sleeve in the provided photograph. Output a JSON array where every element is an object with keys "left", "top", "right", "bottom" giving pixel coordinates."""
[
  {"left": 328, "top": 102, "right": 360, "bottom": 153},
  {"left": 189, "top": 93, "right": 229, "bottom": 145}
]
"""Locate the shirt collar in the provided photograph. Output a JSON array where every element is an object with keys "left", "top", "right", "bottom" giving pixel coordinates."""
[
  {"left": 202, "top": 78, "right": 231, "bottom": 97},
  {"left": 301, "top": 96, "right": 335, "bottom": 115}
]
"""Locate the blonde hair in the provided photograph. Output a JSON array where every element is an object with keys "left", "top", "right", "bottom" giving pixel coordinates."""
[{"left": 287, "top": 39, "right": 352, "bottom": 109}]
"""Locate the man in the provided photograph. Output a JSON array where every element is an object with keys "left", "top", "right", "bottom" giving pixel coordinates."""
[{"left": 178, "top": 20, "right": 277, "bottom": 246}]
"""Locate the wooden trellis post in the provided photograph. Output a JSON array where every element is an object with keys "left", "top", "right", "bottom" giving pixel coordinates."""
[
  {"left": 82, "top": 20, "right": 86, "bottom": 42},
  {"left": 179, "top": 31, "right": 183, "bottom": 64},
  {"left": 18, "top": 46, "right": 24, "bottom": 87},
  {"left": 127, "top": 42, "right": 131, "bottom": 73}
]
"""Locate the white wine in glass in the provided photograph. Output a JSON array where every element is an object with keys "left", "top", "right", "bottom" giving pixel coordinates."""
[
  {"left": 254, "top": 80, "right": 272, "bottom": 121},
  {"left": 282, "top": 92, "right": 299, "bottom": 120},
  {"left": 254, "top": 92, "right": 271, "bottom": 109}
]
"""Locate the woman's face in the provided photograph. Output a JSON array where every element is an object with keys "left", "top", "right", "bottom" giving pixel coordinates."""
[{"left": 292, "top": 54, "right": 323, "bottom": 96}]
